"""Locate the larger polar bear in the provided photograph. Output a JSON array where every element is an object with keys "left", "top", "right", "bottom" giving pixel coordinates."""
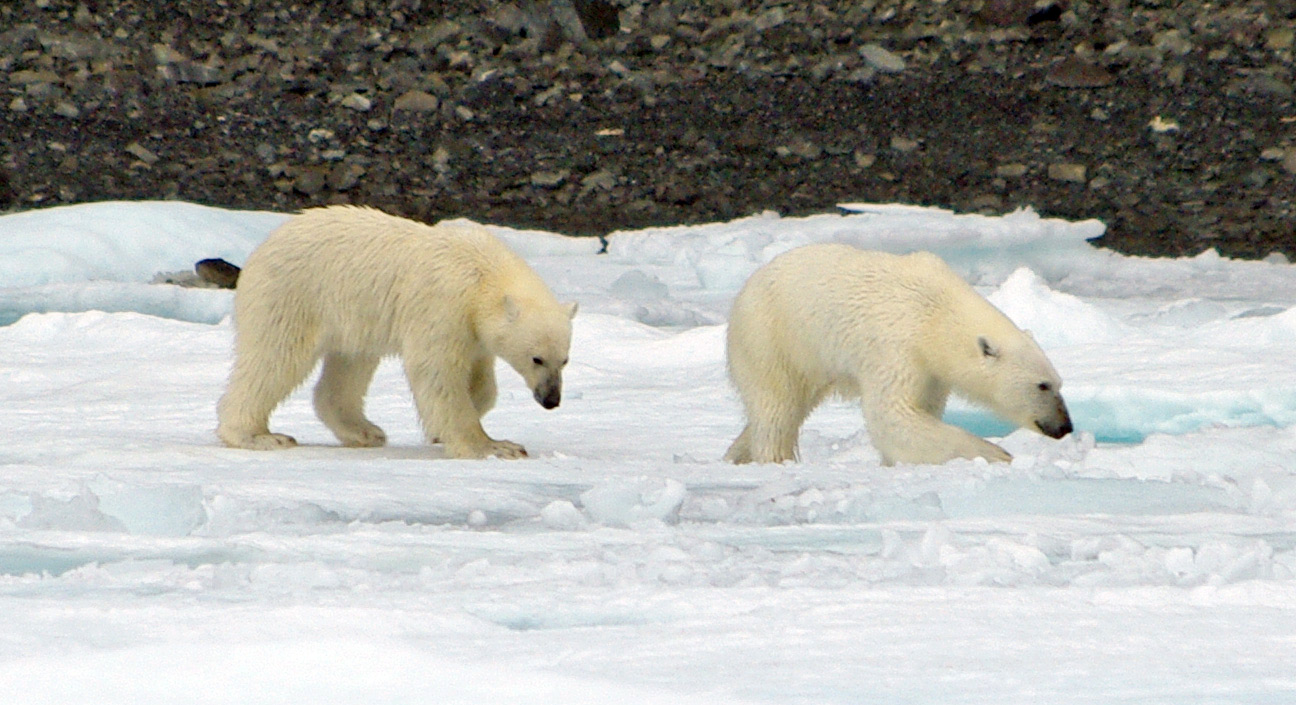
[
  {"left": 217, "top": 206, "right": 577, "bottom": 459},
  {"left": 724, "top": 244, "right": 1072, "bottom": 466}
]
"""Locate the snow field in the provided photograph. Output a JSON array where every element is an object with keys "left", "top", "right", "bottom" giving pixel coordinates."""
[{"left": 1, "top": 202, "right": 1295, "bottom": 703}]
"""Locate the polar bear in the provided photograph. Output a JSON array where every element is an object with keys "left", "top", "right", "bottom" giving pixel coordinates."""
[
  {"left": 723, "top": 244, "right": 1072, "bottom": 466},
  {"left": 217, "top": 206, "right": 577, "bottom": 459}
]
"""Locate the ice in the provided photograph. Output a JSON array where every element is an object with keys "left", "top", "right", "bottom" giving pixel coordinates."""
[
  {"left": 987, "top": 267, "right": 1129, "bottom": 347},
  {"left": 3, "top": 201, "right": 1296, "bottom": 703},
  {"left": 0, "top": 281, "right": 232, "bottom": 326},
  {"left": 609, "top": 269, "right": 670, "bottom": 300},
  {"left": 0, "top": 201, "right": 284, "bottom": 287},
  {"left": 0, "top": 640, "right": 752, "bottom": 705},
  {"left": 580, "top": 478, "right": 688, "bottom": 527},
  {"left": 16, "top": 488, "right": 128, "bottom": 533}
]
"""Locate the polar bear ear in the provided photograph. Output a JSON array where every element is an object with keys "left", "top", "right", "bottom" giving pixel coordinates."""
[
  {"left": 564, "top": 301, "right": 579, "bottom": 319},
  {"left": 502, "top": 295, "right": 521, "bottom": 322},
  {"left": 978, "top": 336, "right": 1000, "bottom": 359}
]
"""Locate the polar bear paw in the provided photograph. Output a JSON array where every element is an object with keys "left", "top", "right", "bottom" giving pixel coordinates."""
[
  {"left": 448, "top": 439, "right": 528, "bottom": 460},
  {"left": 220, "top": 430, "right": 298, "bottom": 450},
  {"left": 337, "top": 422, "right": 387, "bottom": 448}
]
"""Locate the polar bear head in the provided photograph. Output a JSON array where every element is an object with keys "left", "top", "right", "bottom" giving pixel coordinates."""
[
  {"left": 974, "top": 333, "right": 1073, "bottom": 439},
  {"left": 482, "top": 295, "right": 578, "bottom": 409}
]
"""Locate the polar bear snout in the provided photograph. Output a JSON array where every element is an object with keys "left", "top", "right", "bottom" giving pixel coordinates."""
[
  {"left": 534, "top": 378, "right": 563, "bottom": 409},
  {"left": 1034, "top": 402, "right": 1073, "bottom": 439}
]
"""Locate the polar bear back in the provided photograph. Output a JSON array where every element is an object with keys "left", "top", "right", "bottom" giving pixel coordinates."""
[
  {"left": 236, "top": 206, "right": 545, "bottom": 356},
  {"left": 728, "top": 245, "right": 1016, "bottom": 391}
]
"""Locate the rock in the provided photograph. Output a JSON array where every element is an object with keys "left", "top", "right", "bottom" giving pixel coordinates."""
[
  {"left": 890, "top": 136, "right": 920, "bottom": 153},
  {"left": 40, "top": 31, "right": 118, "bottom": 61},
  {"left": 580, "top": 169, "right": 617, "bottom": 193},
  {"left": 1148, "top": 116, "right": 1180, "bottom": 133},
  {"left": 644, "top": 3, "right": 676, "bottom": 32},
  {"left": 753, "top": 8, "right": 787, "bottom": 32},
  {"left": 328, "top": 162, "right": 365, "bottom": 191},
  {"left": 1048, "top": 163, "right": 1087, "bottom": 183},
  {"left": 392, "top": 89, "right": 439, "bottom": 112},
  {"left": 1046, "top": 57, "right": 1114, "bottom": 88},
  {"left": 53, "top": 101, "right": 80, "bottom": 118},
  {"left": 1244, "top": 74, "right": 1294, "bottom": 99},
  {"left": 571, "top": 0, "right": 619, "bottom": 40},
  {"left": 776, "top": 139, "right": 822, "bottom": 160},
  {"left": 531, "top": 169, "right": 570, "bottom": 188},
  {"left": 1244, "top": 168, "right": 1272, "bottom": 188},
  {"left": 292, "top": 167, "right": 328, "bottom": 195},
  {"left": 1267, "top": 28, "right": 1295, "bottom": 52},
  {"left": 341, "top": 93, "right": 372, "bottom": 111},
  {"left": 408, "top": 20, "right": 461, "bottom": 51},
  {"left": 853, "top": 151, "right": 877, "bottom": 168},
  {"left": 1152, "top": 29, "right": 1193, "bottom": 56},
  {"left": 843, "top": 66, "right": 876, "bottom": 83},
  {"left": 6, "top": 0, "right": 1296, "bottom": 262},
  {"left": 9, "top": 69, "right": 60, "bottom": 85},
  {"left": 167, "top": 62, "right": 226, "bottom": 85},
  {"left": 1284, "top": 151, "right": 1296, "bottom": 176},
  {"left": 980, "top": 0, "right": 1034, "bottom": 27},
  {"left": 195, "top": 258, "right": 241, "bottom": 289},
  {"left": 488, "top": 4, "right": 531, "bottom": 36},
  {"left": 125, "top": 142, "right": 159, "bottom": 164},
  {"left": 151, "top": 43, "right": 186, "bottom": 65},
  {"left": 859, "top": 44, "right": 906, "bottom": 73}
]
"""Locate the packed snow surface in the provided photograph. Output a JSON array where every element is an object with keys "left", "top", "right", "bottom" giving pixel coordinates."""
[{"left": 2, "top": 201, "right": 1296, "bottom": 704}]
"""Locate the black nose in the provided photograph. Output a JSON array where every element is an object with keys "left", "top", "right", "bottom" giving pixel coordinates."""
[
  {"left": 536, "top": 390, "right": 561, "bottom": 409},
  {"left": 1036, "top": 417, "right": 1073, "bottom": 439}
]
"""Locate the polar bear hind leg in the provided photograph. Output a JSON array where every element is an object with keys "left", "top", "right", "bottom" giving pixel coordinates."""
[
  {"left": 217, "top": 324, "right": 320, "bottom": 450},
  {"left": 725, "top": 344, "right": 825, "bottom": 464}
]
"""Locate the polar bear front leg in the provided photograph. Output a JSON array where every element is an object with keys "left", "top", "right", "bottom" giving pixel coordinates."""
[
  {"left": 468, "top": 355, "right": 498, "bottom": 419},
  {"left": 402, "top": 355, "right": 527, "bottom": 459},
  {"left": 867, "top": 408, "right": 1012, "bottom": 466},
  {"left": 314, "top": 353, "right": 387, "bottom": 447}
]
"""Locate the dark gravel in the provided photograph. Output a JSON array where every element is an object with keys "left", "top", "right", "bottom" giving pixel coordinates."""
[{"left": 2, "top": 0, "right": 1294, "bottom": 259}]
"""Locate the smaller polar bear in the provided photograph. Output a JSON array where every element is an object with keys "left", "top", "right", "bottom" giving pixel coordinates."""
[
  {"left": 724, "top": 244, "right": 1072, "bottom": 466},
  {"left": 217, "top": 206, "right": 577, "bottom": 459}
]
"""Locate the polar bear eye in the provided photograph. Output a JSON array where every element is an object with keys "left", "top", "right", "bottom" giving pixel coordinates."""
[
  {"left": 1038, "top": 382, "right": 1052, "bottom": 392},
  {"left": 532, "top": 356, "right": 544, "bottom": 366}
]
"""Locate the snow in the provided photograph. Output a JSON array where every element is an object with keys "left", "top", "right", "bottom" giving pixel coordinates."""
[{"left": 2, "top": 201, "right": 1296, "bottom": 703}]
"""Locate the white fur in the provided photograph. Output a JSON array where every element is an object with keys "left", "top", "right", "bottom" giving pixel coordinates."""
[
  {"left": 217, "top": 206, "right": 576, "bottom": 459},
  {"left": 724, "top": 244, "right": 1071, "bottom": 466}
]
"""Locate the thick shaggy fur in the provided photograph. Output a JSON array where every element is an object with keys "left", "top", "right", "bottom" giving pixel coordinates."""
[
  {"left": 724, "top": 244, "right": 1072, "bottom": 466},
  {"left": 217, "top": 206, "right": 576, "bottom": 459}
]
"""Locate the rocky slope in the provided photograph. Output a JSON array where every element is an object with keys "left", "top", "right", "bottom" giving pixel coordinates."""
[{"left": 2, "top": 0, "right": 1293, "bottom": 258}]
